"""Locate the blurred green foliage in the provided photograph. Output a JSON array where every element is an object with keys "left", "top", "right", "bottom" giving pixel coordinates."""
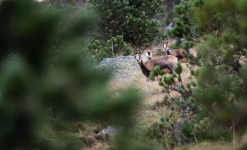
[
  {"left": 0, "top": 0, "right": 143, "bottom": 149},
  {"left": 194, "top": 0, "right": 247, "bottom": 129}
]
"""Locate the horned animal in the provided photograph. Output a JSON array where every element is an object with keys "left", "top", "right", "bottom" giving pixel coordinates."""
[
  {"left": 163, "top": 41, "right": 186, "bottom": 60},
  {"left": 143, "top": 50, "right": 152, "bottom": 60},
  {"left": 135, "top": 50, "right": 178, "bottom": 77},
  {"left": 135, "top": 50, "right": 152, "bottom": 68},
  {"left": 163, "top": 41, "right": 197, "bottom": 62}
]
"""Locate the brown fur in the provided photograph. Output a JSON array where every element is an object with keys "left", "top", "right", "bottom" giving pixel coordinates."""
[
  {"left": 163, "top": 42, "right": 186, "bottom": 61},
  {"left": 135, "top": 51, "right": 178, "bottom": 77},
  {"left": 163, "top": 42, "right": 198, "bottom": 62},
  {"left": 142, "top": 55, "right": 178, "bottom": 72}
]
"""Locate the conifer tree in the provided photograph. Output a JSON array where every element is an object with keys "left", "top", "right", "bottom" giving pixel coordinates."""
[
  {"left": 89, "top": 0, "right": 165, "bottom": 48},
  {"left": 167, "top": 0, "right": 204, "bottom": 47},
  {"left": 151, "top": 0, "right": 247, "bottom": 147}
]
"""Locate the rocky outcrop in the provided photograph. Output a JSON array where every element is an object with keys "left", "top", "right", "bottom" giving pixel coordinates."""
[{"left": 97, "top": 56, "right": 142, "bottom": 79}]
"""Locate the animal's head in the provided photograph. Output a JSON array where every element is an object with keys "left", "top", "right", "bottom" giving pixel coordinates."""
[
  {"left": 134, "top": 51, "right": 142, "bottom": 67},
  {"left": 143, "top": 50, "right": 152, "bottom": 60},
  {"left": 135, "top": 50, "right": 152, "bottom": 67},
  {"left": 163, "top": 41, "right": 169, "bottom": 52},
  {"left": 141, "top": 54, "right": 149, "bottom": 63}
]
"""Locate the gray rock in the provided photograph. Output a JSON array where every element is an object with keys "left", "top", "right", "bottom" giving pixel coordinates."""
[{"left": 97, "top": 56, "right": 142, "bottom": 79}]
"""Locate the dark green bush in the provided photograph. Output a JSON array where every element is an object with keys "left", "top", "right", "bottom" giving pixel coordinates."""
[
  {"left": 166, "top": 0, "right": 204, "bottom": 46},
  {"left": 89, "top": 0, "right": 165, "bottom": 48},
  {"left": 88, "top": 35, "right": 132, "bottom": 62}
]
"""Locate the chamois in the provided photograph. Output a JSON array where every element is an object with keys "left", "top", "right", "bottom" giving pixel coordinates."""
[
  {"left": 143, "top": 49, "right": 152, "bottom": 60},
  {"left": 163, "top": 41, "right": 197, "bottom": 62},
  {"left": 135, "top": 50, "right": 152, "bottom": 68},
  {"left": 135, "top": 50, "right": 178, "bottom": 77},
  {"left": 163, "top": 41, "right": 186, "bottom": 61}
]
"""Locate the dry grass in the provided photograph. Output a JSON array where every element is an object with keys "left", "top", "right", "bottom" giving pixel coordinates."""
[
  {"left": 107, "top": 69, "right": 168, "bottom": 128},
  {"left": 104, "top": 44, "right": 197, "bottom": 139},
  {"left": 100, "top": 44, "right": 199, "bottom": 149},
  {"left": 87, "top": 43, "right": 245, "bottom": 150}
]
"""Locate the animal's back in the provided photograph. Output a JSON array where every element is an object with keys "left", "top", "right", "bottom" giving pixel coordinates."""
[
  {"left": 169, "top": 49, "right": 184, "bottom": 59},
  {"left": 154, "top": 55, "right": 178, "bottom": 68}
]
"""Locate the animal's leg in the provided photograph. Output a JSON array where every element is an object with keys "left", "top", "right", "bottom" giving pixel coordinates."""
[{"left": 166, "top": 65, "right": 173, "bottom": 74}]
